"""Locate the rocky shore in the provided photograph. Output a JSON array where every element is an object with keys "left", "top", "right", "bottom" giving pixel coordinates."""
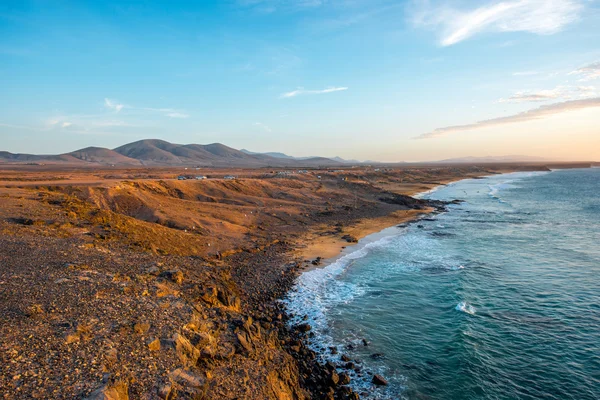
[{"left": 0, "top": 165, "right": 544, "bottom": 398}]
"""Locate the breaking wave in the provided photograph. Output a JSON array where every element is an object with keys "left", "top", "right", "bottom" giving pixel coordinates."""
[{"left": 455, "top": 301, "right": 476, "bottom": 315}]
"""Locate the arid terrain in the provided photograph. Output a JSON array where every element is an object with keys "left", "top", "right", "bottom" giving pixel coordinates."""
[{"left": 0, "top": 163, "right": 551, "bottom": 399}]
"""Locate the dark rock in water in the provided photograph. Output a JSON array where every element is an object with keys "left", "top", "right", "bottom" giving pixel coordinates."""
[
  {"left": 339, "top": 372, "right": 351, "bottom": 385},
  {"left": 325, "top": 361, "right": 336, "bottom": 371},
  {"left": 372, "top": 374, "right": 388, "bottom": 386},
  {"left": 362, "top": 339, "right": 369, "bottom": 346},
  {"left": 341, "top": 354, "right": 351, "bottom": 362},
  {"left": 417, "top": 225, "right": 424, "bottom": 228},
  {"left": 370, "top": 353, "right": 385, "bottom": 359},
  {"left": 296, "top": 323, "right": 311, "bottom": 332},
  {"left": 329, "top": 346, "right": 338, "bottom": 354},
  {"left": 338, "top": 386, "right": 359, "bottom": 400},
  {"left": 344, "top": 362, "right": 355, "bottom": 370}
]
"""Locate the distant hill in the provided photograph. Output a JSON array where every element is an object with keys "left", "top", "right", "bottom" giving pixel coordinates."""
[
  {"left": 241, "top": 149, "right": 361, "bottom": 164},
  {"left": 434, "top": 155, "right": 547, "bottom": 164},
  {"left": 330, "top": 156, "right": 362, "bottom": 164},
  {"left": 0, "top": 139, "right": 343, "bottom": 168},
  {"left": 69, "top": 147, "right": 142, "bottom": 165},
  {"left": 0, "top": 151, "right": 45, "bottom": 162},
  {"left": 241, "top": 149, "right": 296, "bottom": 160}
]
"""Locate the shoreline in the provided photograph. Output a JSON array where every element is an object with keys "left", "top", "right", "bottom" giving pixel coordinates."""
[
  {"left": 294, "top": 208, "right": 435, "bottom": 267},
  {"left": 302, "top": 211, "right": 434, "bottom": 273},
  {"left": 305, "top": 168, "right": 554, "bottom": 270},
  {"left": 290, "top": 174, "right": 478, "bottom": 269},
  {"left": 277, "top": 181, "right": 458, "bottom": 399},
  {"left": 281, "top": 169, "right": 557, "bottom": 399},
  {"left": 298, "top": 179, "right": 458, "bottom": 271}
]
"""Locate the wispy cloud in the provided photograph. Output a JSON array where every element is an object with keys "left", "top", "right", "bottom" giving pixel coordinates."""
[
  {"left": 254, "top": 122, "right": 272, "bottom": 132},
  {"left": 104, "top": 98, "right": 189, "bottom": 118},
  {"left": 48, "top": 119, "right": 77, "bottom": 129},
  {"left": 569, "top": 61, "right": 600, "bottom": 81},
  {"left": 104, "top": 98, "right": 124, "bottom": 112},
  {"left": 281, "top": 86, "right": 348, "bottom": 98},
  {"left": 165, "top": 112, "right": 189, "bottom": 119},
  {"left": 498, "top": 85, "right": 596, "bottom": 103},
  {"left": 417, "top": 97, "right": 600, "bottom": 139},
  {"left": 412, "top": 0, "right": 584, "bottom": 46}
]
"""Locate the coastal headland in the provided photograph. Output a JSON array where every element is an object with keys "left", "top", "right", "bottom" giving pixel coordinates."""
[{"left": 0, "top": 163, "right": 557, "bottom": 399}]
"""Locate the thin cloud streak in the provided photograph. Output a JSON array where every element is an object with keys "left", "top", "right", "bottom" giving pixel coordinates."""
[
  {"left": 417, "top": 97, "right": 600, "bottom": 139},
  {"left": 569, "top": 61, "right": 600, "bottom": 81},
  {"left": 412, "top": 0, "right": 584, "bottom": 46},
  {"left": 280, "top": 86, "right": 348, "bottom": 98},
  {"left": 104, "top": 98, "right": 189, "bottom": 118},
  {"left": 498, "top": 85, "right": 596, "bottom": 103},
  {"left": 165, "top": 112, "right": 190, "bottom": 119}
]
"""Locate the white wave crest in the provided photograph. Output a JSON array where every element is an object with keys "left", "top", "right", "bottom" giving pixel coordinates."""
[
  {"left": 284, "top": 235, "right": 396, "bottom": 335},
  {"left": 456, "top": 301, "right": 476, "bottom": 315}
]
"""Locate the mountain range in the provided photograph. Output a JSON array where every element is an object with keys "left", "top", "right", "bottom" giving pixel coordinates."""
[
  {"left": 0, "top": 139, "right": 343, "bottom": 167},
  {"left": 0, "top": 139, "right": 556, "bottom": 167}
]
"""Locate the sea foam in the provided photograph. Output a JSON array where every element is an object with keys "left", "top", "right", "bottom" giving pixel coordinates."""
[{"left": 456, "top": 301, "right": 476, "bottom": 315}]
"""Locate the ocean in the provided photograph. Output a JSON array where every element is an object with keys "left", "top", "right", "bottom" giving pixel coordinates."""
[{"left": 285, "top": 168, "right": 600, "bottom": 399}]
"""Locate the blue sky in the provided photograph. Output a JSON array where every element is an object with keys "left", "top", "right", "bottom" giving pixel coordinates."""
[{"left": 1, "top": 0, "right": 599, "bottom": 161}]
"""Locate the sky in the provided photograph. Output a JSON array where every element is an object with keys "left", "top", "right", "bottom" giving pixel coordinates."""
[{"left": 1, "top": 0, "right": 599, "bottom": 162}]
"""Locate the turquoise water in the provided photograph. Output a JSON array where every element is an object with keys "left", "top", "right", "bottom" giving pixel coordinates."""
[{"left": 286, "top": 169, "right": 600, "bottom": 399}]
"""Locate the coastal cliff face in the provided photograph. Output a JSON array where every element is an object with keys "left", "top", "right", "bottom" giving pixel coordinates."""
[{"left": 0, "top": 166, "right": 543, "bottom": 398}]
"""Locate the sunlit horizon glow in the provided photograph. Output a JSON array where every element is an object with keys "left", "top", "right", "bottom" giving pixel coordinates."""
[{"left": 1, "top": 1, "right": 599, "bottom": 162}]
